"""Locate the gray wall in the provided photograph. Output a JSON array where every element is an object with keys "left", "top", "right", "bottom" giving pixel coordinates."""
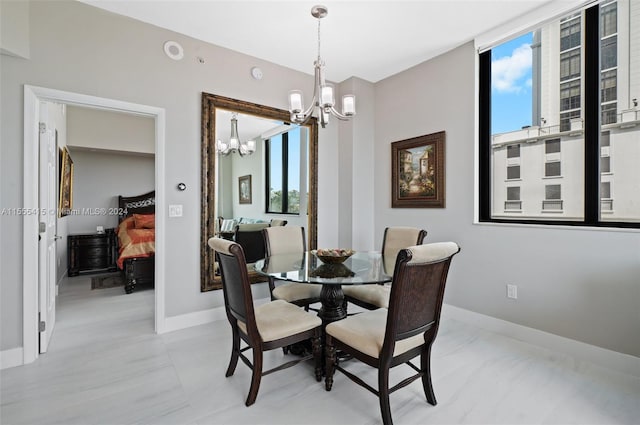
[
  {"left": 66, "top": 149, "right": 155, "bottom": 234},
  {"left": 372, "top": 42, "right": 640, "bottom": 357},
  {"left": 0, "top": 0, "right": 342, "bottom": 352}
]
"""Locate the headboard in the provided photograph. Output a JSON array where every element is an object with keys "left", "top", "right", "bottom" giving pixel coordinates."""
[{"left": 118, "top": 190, "right": 156, "bottom": 222}]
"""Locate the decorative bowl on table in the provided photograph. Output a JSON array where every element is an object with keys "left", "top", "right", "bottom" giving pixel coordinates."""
[{"left": 312, "top": 248, "right": 355, "bottom": 264}]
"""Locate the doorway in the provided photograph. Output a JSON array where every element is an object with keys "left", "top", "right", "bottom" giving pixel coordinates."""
[{"left": 23, "top": 85, "right": 166, "bottom": 365}]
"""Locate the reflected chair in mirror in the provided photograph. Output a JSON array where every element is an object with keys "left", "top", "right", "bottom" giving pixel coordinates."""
[
  {"left": 343, "top": 227, "right": 427, "bottom": 310},
  {"left": 208, "top": 237, "right": 322, "bottom": 407},
  {"left": 263, "top": 226, "right": 321, "bottom": 311},
  {"left": 325, "top": 242, "right": 460, "bottom": 425},
  {"left": 234, "top": 223, "right": 271, "bottom": 264}
]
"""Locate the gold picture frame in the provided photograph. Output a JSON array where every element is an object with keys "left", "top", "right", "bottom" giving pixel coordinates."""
[
  {"left": 391, "top": 131, "right": 445, "bottom": 208},
  {"left": 58, "top": 146, "right": 74, "bottom": 217},
  {"left": 239, "top": 174, "right": 252, "bottom": 204}
]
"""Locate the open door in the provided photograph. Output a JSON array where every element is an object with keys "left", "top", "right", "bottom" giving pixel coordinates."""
[{"left": 38, "top": 116, "right": 58, "bottom": 353}]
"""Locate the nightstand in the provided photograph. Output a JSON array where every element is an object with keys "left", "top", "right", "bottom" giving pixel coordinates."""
[{"left": 68, "top": 229, "right": 118, "bottom": 276}]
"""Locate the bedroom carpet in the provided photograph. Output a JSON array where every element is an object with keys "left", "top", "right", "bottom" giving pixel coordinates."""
[{"left": 90, "top": 273, "right": 124, "bottom": 290}]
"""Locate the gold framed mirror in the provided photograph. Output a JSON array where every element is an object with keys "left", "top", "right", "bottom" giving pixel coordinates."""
[{"left": 200, "top": 93, "right": 318, "bottom": 291}]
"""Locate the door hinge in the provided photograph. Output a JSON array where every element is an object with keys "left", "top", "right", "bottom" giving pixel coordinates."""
[
  {"left": 39, "top": 122, "right": 46, "bottom": 133},
  {"left": 38, "top": 312, "right": 46, "bottom": 332}
]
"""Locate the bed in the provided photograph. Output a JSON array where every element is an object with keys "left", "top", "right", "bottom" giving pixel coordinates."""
[{"left": 117, "top": 191, "right": 156, "bottom": 294}]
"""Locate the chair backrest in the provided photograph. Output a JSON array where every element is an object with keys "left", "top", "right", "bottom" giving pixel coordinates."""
[
  {"left": 263, "top": 226, "right": 306, "bottom": 256},
  {"left": 381, "top": 227, "right": 427, "bottom": 272},
  {"left": 382, "top": 242, "right": 460, "bottom": 355},
  {"left": 234, "top": 223, "right": 270, "bottom": 263},
  {"left": 208, "top": 237, "right": 257, "bottom": 335}
]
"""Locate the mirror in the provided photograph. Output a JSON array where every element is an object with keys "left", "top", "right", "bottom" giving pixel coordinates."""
[{"left": 200, "top": 93, "right": 318, "bottom": 291}]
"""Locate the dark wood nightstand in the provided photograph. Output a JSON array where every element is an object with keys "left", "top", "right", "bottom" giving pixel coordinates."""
[{"left": 68, "top": 229, "right": 118, "bottom": 276}]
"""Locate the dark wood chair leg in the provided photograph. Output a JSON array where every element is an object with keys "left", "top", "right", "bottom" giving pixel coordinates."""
[
  {"left": 421, "top": 343, "right": 437, "bottom": 406},
  {"left": 378, "top": 367, "right": 393, "bottom": 425},
  {"left": 325, "top": 336, "right": 336, "bottom": 391},
  {"left": 226, "top": 325, "right": 240, "bottom": 377},
  {"left": 312, "top": 332, "right": 322, "bottom": 382},
  {"left": 245, "top": 347, "right": 263, "bottom": 406}
]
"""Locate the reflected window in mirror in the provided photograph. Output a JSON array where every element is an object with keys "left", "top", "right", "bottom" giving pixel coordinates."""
[{"left": 265, "top": 126, "right": 307, "bottom": 214}]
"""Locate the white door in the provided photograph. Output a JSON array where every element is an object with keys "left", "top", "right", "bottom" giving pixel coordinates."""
[{"left": 38, "top": 120, "right": 57, "bottom": 353}]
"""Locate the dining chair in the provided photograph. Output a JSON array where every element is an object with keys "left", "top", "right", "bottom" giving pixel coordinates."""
[
  {"left": 324, "top": 242, "right": 460, "bottom": 425},
  {"left": 343, "top": 226, "right": 427, "bottom": 310},
  {"left": 234, "top": 222, "right": 270, "bottom": 263},
  {"left": 208, "top": 237, "right": 322, "bottom": 406},
  {"left": 263, "top": 226, "right": 321, "bottom": 310}
]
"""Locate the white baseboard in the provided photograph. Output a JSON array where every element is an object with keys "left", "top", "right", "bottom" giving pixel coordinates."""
[
  {"left": 161, "top": 297, "right": 271, "bottom": 334},
  {"left": 443, "top": 303, "right": 640, "bottom": 378},
  {"left": 0, "top": 347, "right": 24, "bottom": 370}
]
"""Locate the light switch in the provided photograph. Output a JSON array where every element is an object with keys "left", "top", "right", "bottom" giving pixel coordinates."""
[{"left": 169, "top": 204, "right": 183, "bottom": 217}]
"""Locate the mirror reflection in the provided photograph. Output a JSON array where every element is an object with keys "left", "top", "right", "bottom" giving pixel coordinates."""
[{"left": 200, "top": 93, "right": 318, "bottom": 292}]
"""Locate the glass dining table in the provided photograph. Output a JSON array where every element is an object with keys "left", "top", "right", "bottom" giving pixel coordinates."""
[{"left": 254, "top": 251, "right": 392, "bottom": 326}]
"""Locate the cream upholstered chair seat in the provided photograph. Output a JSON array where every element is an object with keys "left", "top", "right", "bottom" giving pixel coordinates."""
[
  {"left": 326, "top": 308, "right": 423, "bottom": 358},
  {"left": 238, "top": 299, "right": 321, "bottom": 342},
  {"left": 342, "top": 285, "right": 390, "bottom": 309},
  {"left": 272, "top": 283, "right": 322, "bottom": 304}
]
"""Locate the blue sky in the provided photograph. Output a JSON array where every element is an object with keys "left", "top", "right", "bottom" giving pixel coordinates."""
[
  {"left": 269, "top": 127, "right": 301, "bottom": 191},
  {"left": 491, "top": 32, "right": 534, "bottom": 134}
]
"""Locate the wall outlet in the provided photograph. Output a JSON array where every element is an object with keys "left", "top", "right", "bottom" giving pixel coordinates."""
[{"left": 507, "top": 284, "right": 518, "bottom": 299}]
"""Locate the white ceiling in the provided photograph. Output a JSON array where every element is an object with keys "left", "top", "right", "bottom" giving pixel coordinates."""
[{"left": 80, "top": 0, "right": 555, "bottom": 83}]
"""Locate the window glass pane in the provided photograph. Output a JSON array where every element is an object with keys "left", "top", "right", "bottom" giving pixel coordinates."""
[
  {"left": 507, "top": 144, "right": 520, "bottom": 158},
  {"left": 286, "top": 128, "right": 301, "bottom": 213},
  {"left": 507, "top": 186, "right": 520, "bottom": 200},
  {"left": 545, "top": 139, "right": 561, "bottom": 153},
  {"left": 601, "top": 156, "right": 610, "bottom": 173},
  {"left": 601, "top": 181, "right": 611, "bottom": 198},
  {"left": 545, "top": 184, "right": 561, "bottom": 200},
  {"left": 268, "top": 135, "right": 283, "bottom": 212},
  {"left": 601, "top": 2, "right": 617, "bottom": 37},
  {"left": 601, "top": 131, "right": 610, "bottom": 147},
  {"left": 601, "top": 36, "right": 617, "bottom": 70},
  {"left": 601, "top": 69, "right": 617, "bottom": 102},
  {"left": 507, "top": 165, "right": 520, "bottom": 179},
  {"left": 545, "top": 161, "right": 561, "bottom": 177}
]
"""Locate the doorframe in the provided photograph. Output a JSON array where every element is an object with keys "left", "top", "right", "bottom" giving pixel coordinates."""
[{"left": 23, "top": 85, "right": 166, "bottom": 364}]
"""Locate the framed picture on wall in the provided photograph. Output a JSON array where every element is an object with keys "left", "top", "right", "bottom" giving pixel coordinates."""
[
  {"left": 391, "top": 131, "right": 445, "bottom": 208},
  {"left": 239, "top": 174, "right": 252, "bottom": 204},
  {"left": 58, "top": 146, "right": 74, "bottom": 217}
]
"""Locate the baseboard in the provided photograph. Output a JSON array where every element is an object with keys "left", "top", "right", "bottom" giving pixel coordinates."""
[
  {"left": 161, "top": 297, "right": 271, "bottom": 334},
  {"left": 0, "top": 347, "right": 24, "bottom": 370},
  {"left": 443, "top": 303, "right": 640, "bottom": 378}
]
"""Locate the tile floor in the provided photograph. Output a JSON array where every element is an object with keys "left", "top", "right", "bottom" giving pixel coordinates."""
[{"left": 1, "top": 275, "right": 639, "bottom": 425}]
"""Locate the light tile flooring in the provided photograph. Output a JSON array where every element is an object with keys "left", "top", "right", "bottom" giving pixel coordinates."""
[{"left": 2, "top": 275, "right": 639, "bottom": 425}]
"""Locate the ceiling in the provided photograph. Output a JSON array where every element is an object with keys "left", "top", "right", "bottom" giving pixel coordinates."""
[{"left": 80, "top": 0, "right": 554, "bottom": 83}]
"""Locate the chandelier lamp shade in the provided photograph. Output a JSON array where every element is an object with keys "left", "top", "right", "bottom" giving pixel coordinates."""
[
  {"left": 216, "top": 113, "right": 256, "bottom": 156},
  {"left": 288, "top": 5, "right": 356, "bottom": 128}
]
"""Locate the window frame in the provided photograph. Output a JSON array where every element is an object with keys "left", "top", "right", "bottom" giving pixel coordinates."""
[{"left": 478, "top": 2, "right": 638, "bottom": 229}]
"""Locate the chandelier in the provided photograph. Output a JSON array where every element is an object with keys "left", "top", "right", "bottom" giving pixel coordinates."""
[
  {"left": 288, "top": 5, "right": 356, "bottom": 128},
  {"left": 216, "top": 113, "right": 256, "bottom": 156}
]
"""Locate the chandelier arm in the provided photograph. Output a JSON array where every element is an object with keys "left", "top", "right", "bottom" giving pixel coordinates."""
[{"left": 328, "top": 106, "right": 351, "bottom": 121}]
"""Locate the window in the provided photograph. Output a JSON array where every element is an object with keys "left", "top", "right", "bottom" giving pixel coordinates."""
[
  {"left": 507, "top": 165, "right": 520, "bottom": 180},
  {"left": 545, "top": 161, "right": 561, "bottom": 177},
  {"left": 479, "top": 1, "right": 639, "bottom": 227},
  {"left": 543, "top": 184, "right": 563, "bottom": 210},
  {"left": 505, "top": 186, "right": 521, "bottom": 210},
  {"left": 545, "top": 139, "right": 561, "bottom": 154},
  {"left": 265, "top": 127, "right": 302, "bottom": 214}
]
